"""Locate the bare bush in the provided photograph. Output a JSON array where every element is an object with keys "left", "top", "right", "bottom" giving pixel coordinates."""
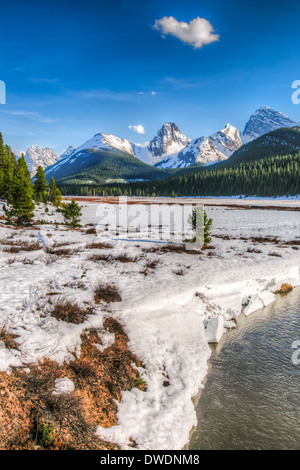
[
  {"left": 51, "top": 300, "right": 94, "bottom": 324},
  {"left": 94, "top": 283, "right": 122, "bottom": 304}
]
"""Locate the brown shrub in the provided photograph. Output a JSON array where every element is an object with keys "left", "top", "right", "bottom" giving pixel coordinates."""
[
  {"left": 274, "top": 284, "right": 294, "bottom": 295},
  {"left": 51, "top": 300, "right": 94, "bottom": 324},
  {"left": 94, "top": 283, "right": 122, "bottom": 304},
  {"left": 85, "top": 227, "right": 97, "bottom": 235},
  {"left": 86, "top": 241, "right": 113, "bottom": 250},
  {"left": 45, "top": 246, "right": 79, "bottom": 256},
  {"left": 145, "top": 259, "right": 159, "bottom": 270},
  {"left": 88, "top": 253, "right": 111, "bottom": 262},
  {"left": 2, "top": 240, "right": 42, "bottom": 253},
  {"left": 114, "top": 253, "right": 139, "bottom": 263},
  {"left": 0, "top": 318, "right": 144, "bottom": 450},
  {"left": 0, "top": 329, "right": 20, "bottom": 349},
  {"left": 247, "top": 247, "right": 262, "bottom": 254},
  {"left": 142, "top": 244, "right": 200, "bottom": 255}
]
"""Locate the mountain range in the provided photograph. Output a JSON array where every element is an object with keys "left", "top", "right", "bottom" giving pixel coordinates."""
[{"left": 23, "top": 106, "right": 299, "bottom": 181}]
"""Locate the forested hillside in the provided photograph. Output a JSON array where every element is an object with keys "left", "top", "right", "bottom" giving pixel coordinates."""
[{"left": 58, "top": 151, "right": 300, "bottom": 198}]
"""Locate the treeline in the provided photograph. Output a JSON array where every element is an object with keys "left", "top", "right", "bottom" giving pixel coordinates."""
[
  {"left": 57, "top": 152, "right": 300, "bottom": 198},
  {"left": 0, "top": 132, "right": 61, "bottom": 225}
]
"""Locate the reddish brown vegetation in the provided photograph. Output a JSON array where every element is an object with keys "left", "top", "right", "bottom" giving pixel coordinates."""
[
  {"left": 2, "top": 239, "right": 42, "bottom": 253},
  {"left": 0, "top": 319, "right": 144, "bottom": 450},
  {"left": 0, "top": 329, "right": 20, "bottom": 349},
  {"left": 51, "top": 300, "right": 94, "bottom": 324},
  {"left": 94, "top": 284, "right": 122, "bottom": 304},
  {"left": 274, "top": 284, "right": 294, "bottom": 295},
  {"left": 86, "top": 241, "right": 113, "bottom": 249}
]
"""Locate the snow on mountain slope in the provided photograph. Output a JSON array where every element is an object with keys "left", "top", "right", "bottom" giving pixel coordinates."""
[
  {"left": 59, "top": 145, "right": 75, "bottom": 160},
  {"left": 132, "top": 123, "right": 189, "bottom": 166},
  {"left": 154, "top": 124, "right": 242, "bottom": 169},
  {"left": 74, "top": 132, "right": 135, "bottom": 156},
  {"left": 25, "top": 145, "right": 58, "bottom": 176},
  {"left": 148, "top": 123, "right": 189, "bottom": 159},
  {"left": 242, "top": 107, "right": 298, "bottom": 144},
  {"left": 209, "top": 124, "right": 243, "bottom": 157},
  {"left": 43, "top": 106, "right": 299, "bottom": 177}
]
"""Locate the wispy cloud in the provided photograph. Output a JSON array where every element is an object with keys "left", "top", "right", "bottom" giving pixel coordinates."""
[
  {"left": 1, "top": 110, "right": 58, "bottom": 123},
  {"left": 77, "top": 89, "right": 134, "bottom": 101},
  {"left": 129, "top": 124, "right": 146, "bottom": 134},
  {"left": 68, "top": 88, "right": 156, "bottom": 102},
  {"left": 137, "top": 91, "right": 156, "bottom": 96},
  {"left": 153, "top": 16, "right": 219, "bottom": 49},
  {"left": 28, "top": 77, "right": 60, "bottom": 84}
]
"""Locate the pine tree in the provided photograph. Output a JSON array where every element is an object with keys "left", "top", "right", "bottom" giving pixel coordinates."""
[
  {"left": 48, "top": 177, "right": 62, "bottom": 206},
  {"left": 10, "top": 155, "right": 35, "bottom": 225},
  {"left": 34, "top": 165, "right": 48, "bottom": 203},
  {"left": 60, "top": 200, "right": 82, "bottom": 228},
  {"left": 186, "top": 207, "right": 213, "bottom": 247}
]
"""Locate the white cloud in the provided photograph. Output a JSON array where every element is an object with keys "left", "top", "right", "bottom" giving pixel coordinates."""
[
  {"left": 129, "top": 124, "right": 146, "bottom": 134},
  {"left": 2, "top": 109, "right": 58, "bottom": 123},
  {"left": 153, "top": 16, "right": 219, "bottom": 49},
  {"left": 151, "top": 91, "right": 156, "bottom": 95}
]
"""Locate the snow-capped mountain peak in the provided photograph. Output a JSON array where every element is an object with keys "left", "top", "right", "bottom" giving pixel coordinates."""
[
  {"left": 148, "top": 122, "right": 189, "bottom": 157},
  {"left": 242, "top": 106, "right": 298, "bottom": 143},
  {"left": 209, "top": 124, "right": 243, "bottom": 157},
  {"left": 74, "top": 132, "right": 135, "bottom": 156},
  {"left": 25, "top": 145, "right": 58, "bottom": 176}
]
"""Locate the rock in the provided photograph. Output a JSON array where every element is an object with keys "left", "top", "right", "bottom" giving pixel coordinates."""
[
  {"left": 205, "top": 316, "right": 224, "bottom": 343},
  {"left": 52, "top": 377, "right": 75, "bottom": 396},
  {"left": 0, "top": 341, "right": 6, "bottom": 349}
]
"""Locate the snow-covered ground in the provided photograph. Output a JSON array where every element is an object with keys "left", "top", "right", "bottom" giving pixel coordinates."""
[{"left": 0, "top": 199, "right": 300, "bottom": 450}]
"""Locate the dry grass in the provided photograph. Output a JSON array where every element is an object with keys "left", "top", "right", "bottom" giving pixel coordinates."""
[
  {"left": 88, "top": 253, "right": 112, "bottom": 263},
  {"left": 145, "top": 259, "right": 159, "bottom": 270},
  {"left": 0, "top": 318, "right": 144, "bottom": 450},
  {"left": 274, "top": 283, "right": 294, "bottom": 295},
  {"left": 247, "top": 247, "right": 263, "bottom": 254},
  {"left": 86, "top": 241, "right": 113, "bottom": 250},
  {"left": 85, "top": 227, "right": 97, "bottom": 235},
  {"left": 2, "top": 239, "right": 42, "bottom": 253},
  {"left": 51, "top": 300, "right": 94, "bottom": 324},
  {"left": 114, "top": 253, "right": 139, "bottom": 263},
  {"left": 142, "top": 243, "right": 201, "bottom": 255},
  {"left": 173, "top": 268, "right": 186, "bottom": 276},
  {"left": 94, "top": 283, "right": 122, "bottom": 304},
  {"left": 45, "top": 246, "right": 79, "bottom": 256},
  {"left": 0, "top": 329, "right": 20, "bottom": 350}
]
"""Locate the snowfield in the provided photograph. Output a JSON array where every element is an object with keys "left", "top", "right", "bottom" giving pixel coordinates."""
[{"left": 0, "top": 198, "right": 300, "bottom": 450}]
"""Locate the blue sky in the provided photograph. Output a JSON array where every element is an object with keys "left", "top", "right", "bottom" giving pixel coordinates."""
[{"left": 0, "top": 0, "right": 300, "bottom": 155}]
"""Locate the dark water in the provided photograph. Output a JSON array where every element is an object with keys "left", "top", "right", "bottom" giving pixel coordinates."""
[{"left": 190, "top": 288, "right": 300, "bottom": 450}]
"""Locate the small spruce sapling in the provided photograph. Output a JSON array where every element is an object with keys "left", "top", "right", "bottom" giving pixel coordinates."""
[
  {"left": 185, "top": 207, "right": 213, "bottom": 248},
  {"left": 61, "top": 200, "right": 82, "bottom": 228}
]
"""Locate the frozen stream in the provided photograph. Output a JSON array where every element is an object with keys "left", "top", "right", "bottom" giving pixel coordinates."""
[{"left": 190, "top": 288, "right": 300, "bottom": 450}]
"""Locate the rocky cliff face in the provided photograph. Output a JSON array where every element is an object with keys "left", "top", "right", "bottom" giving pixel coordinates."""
[
  {"left": 242, "top": 107, "right": 297, "bottom": 143},
  {"left": 25, "top": 145, "right": 58, "bottom": 176},
  {"left": 148, "top": 123, "right": 189, "bottom": 157},
  {"left": 209, "top": 124, "right": 243, "bottom": 157}
]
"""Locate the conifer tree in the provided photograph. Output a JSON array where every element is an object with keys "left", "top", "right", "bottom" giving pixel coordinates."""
[
  {"left": 60, "top": 200, "right": 82, "bottom": 228},
  {"left": 186, "top": 207, "right": 213, "bottom": 247},
  {"left": 48, "top": 177, "right": 62, "bottom": 206},
  {"left": 34, "top": 165, "right": 48, "bottom": 203},
  {"left": 10, "top": 155, "right": 35, "bottom": 225}
]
